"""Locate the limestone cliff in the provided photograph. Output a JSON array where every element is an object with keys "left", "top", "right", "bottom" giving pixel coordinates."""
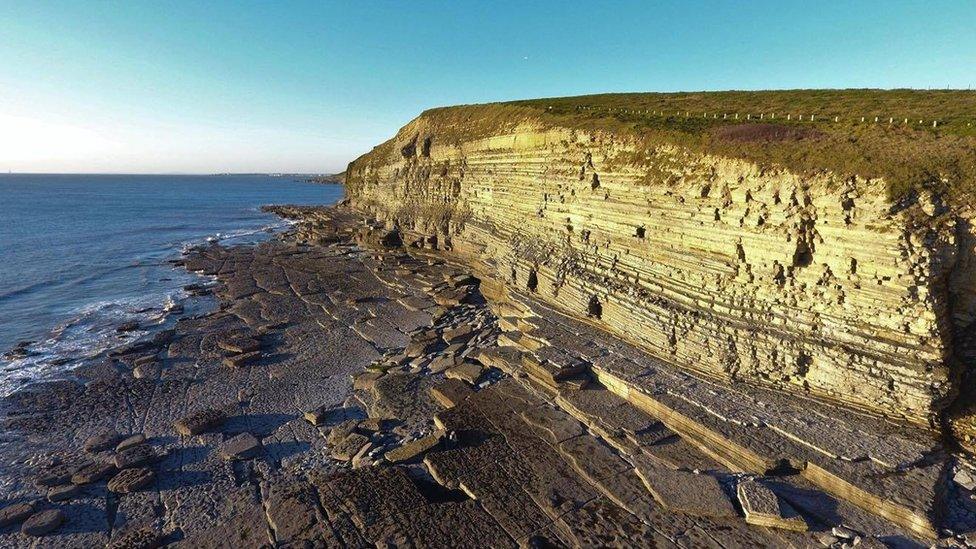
[{"left": 344, "top": 103, "right": 976, "bottom": 433}]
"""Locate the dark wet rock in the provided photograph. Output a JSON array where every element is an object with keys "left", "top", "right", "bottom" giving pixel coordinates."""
[
  {"left": 114, "top": 444, "right": 159, "bottom": 469},
  {"left": 106, "top": 526, "right": 162, "bottom": 549},
  {"left": 83, "top": 429, "right": 123, "bottom": 452},
  {"left": 174, "top": 408, "right": 227, "bottom": 436},
  {"left": 183, "top": 283, "right": 212, "bottom": 296},
  {"left": 107, "top": 467, "right": 156, "bottom": 493},
  {"left": 116, "top": 433, "right": 147, "bottom": 452},
  {"left": 219, "top": 432, "right": 263, "bottom": 460},
  {"left": 0, "top": 500, "right": 35, "bottom": 527},
  {"left": 71, "top": 461, "right": 117, "bottom": 484},
  {"left": 109, "top": 340, "right": 153, "bottom": 357},
  {"left": 21, "top": 508, "right": 65, "bottom": 536},
  {"left": 116, "top": 321, "right": 140, "bottom": 333},
  {"left": 48, "top": 483, "right": 83, "bottom": 502},
  {"left": 151, "top": 329, "right": 176, "bottom": 345}
]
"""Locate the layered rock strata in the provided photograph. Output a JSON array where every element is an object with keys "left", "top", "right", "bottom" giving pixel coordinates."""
[{"left": 345, "top": 112, "right": 976, "bottom": 430}]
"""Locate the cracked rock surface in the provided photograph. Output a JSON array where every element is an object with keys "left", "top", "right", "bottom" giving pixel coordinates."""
[{"left": 0, "top": 205, "right": 971, "bottom": 547}]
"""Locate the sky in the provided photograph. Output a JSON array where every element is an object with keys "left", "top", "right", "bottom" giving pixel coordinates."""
[{"left": 0, "top": 1, "right": 974, "bottom": 174}]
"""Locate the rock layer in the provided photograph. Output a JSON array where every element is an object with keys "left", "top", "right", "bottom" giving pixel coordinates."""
[{"left": 345, "top": 111, "right": 976, "bottom": 428}]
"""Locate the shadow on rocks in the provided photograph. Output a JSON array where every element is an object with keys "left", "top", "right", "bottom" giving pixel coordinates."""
[
  {"left": 262, "top": 441, "right": 311, "bottom": 463},
  {"left": 224, "top": 413, "right": 295, "bottom": 437},
  {"left": 155, "top": 469, "right": 213, "bottom": 491}
]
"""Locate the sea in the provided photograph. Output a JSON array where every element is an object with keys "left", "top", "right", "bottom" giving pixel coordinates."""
[{"left": 0, "top": 174, "right": 342, "bottom": 395}]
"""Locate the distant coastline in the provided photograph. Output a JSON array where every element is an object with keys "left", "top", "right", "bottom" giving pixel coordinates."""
[{"left": 208, "top": 172, "right": 346, "bottom": 185}]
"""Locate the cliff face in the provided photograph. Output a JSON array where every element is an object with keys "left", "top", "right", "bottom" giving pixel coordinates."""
[{"left": 345, "top": 111, "right": 976, "bottom": 429}]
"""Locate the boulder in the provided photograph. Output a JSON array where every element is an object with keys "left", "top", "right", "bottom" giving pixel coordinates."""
[
  {"left": 114, "top": 445, "right": 159, "bottom": 469},
  {"left": 21, "top": 509, "right": 64, "bottom": 536},
  {"left": 107, "top": 467, "right": 156, "bottom": 493},
  {"left": 83, "top": 430, "right": 122, "bottom": 453},
  {"left": 0, "top": 501, "right": 35, "bottom": 527},
  {"left": 71, "top": 461, "right": 117, "bottom": 484},
  {"left": 174, "top": 408, "right": 227, "bottom": 436},
  {"left": 219, "top": 433, "right": 263, "bottom": 460}
]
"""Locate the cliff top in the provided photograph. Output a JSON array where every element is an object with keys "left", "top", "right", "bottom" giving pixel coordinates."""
[{"left": 404, "top": 89, "right": 976, "bottom": 204}]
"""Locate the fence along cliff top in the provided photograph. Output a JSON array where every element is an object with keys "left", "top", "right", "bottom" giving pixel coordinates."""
[{"left": 407, "top": 89, "right": 976, "bottom": 204}]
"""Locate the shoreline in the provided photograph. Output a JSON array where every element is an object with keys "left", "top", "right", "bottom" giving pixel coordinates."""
[{"left": 0, "top": 204, "right": 967, "bottom": 546}]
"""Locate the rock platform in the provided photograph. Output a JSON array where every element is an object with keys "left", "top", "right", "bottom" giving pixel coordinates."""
[{"left": 0, "top": 205, "right": 973, "bottom": 547}]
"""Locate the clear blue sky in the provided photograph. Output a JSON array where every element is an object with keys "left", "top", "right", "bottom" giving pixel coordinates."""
[{"left": 1, "top": 1, "right": 973, "bottom": 174}]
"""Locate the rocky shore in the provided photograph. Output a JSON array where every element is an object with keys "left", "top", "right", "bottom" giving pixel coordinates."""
[{"left": 0, "top": 204, "right": 974, "bottom": 548}]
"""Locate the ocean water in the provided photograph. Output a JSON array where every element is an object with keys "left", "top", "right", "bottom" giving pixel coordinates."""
[{"left": 0, "top": 174, "right": 341, "bottom": 393}]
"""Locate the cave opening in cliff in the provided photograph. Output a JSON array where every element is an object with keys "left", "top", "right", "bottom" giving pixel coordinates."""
[
  {"left": 527, "top": 269, "right": 538, "bottom": 292},
  {"left": 588, "top": 294, "right": 603, "bottom": 319}
]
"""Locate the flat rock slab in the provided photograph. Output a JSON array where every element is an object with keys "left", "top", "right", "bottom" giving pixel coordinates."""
[
  {"left": 445, "top": 362, "right": 483, "bottom": 385},
  {"left": 71, "top": 461, "right": 117, "bottom": 484},
  {"left": 626, "top": 422, "right": 677, "bottom": 446},
  {"left": 35, "top": 463, "right": 74, "bottom": 487},
  {"left": 106, "top": 527, "right": 162, "bottom": 549},
  {"left": 331, "top": 433, "right": 370, "bottom": 462},
  {"left": 0, "top": 501, "right": 35, "bottom": 527},
  {"left": 114, "top": 444, "right": 159, "bottom": 469},
  {"left": 430, "top": 379, "right": 473, "bottom": 408},
  {"left": 220, "top": 432, "right": 263, "bottom": 460},
  {"left": 385, "top": 432, "right": 443, "bottom": 464},
  {"left": 428, "top": 354, "right": 460, "bottom": 374},
  {"left": 443, "top": 325, "right": 475, "bottom": 344},
  {"left": 217, "top": 336, "right": 261, "bottom": 354},
  {"left": 116, "top": 433, "right": 147, "bottom": 452},
  {"left": 84, "top": 430, "right": 122, "bottom": 452},
  {"left": 22, "top": 509, "right": 64, "bottom": 536},
  {"left": 520, "top": 406, "right": 584, "bottom": 444},
  {"left": 636, "top": 466, "right": 738, "bottom": 519},
  {"left": 108, "top": 467, "right": 156, "bottom": 493},
  {"left": 48, "top": 483, "right": 83, "bottom": 502},
  {"left": 174, "top": 408, "right": 227, "bottom": 436},
  {"left": 737, "top": 479, "right": 807, "bottom": 531}
]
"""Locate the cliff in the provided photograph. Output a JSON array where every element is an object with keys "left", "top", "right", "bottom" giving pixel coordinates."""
[{"left": 344, "top": 92, "right": 976, "bottom": 440}]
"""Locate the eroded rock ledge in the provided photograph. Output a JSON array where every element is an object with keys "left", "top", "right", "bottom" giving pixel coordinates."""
[
  {"left": 343, "top": 113, "right": 976, "bottom": 436},
  {"left": 1, "top": 205, "right": 974, "bottom": 547}
]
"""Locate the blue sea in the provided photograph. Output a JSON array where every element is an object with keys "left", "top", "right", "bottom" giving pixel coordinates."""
[{"left": 0, "top": 174, "right": 341, "bottom": 394}]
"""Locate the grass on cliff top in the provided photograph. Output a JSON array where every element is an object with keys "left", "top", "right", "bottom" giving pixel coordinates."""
[{"left": 415, "top": 90, "right": 976, "bottom": 205}]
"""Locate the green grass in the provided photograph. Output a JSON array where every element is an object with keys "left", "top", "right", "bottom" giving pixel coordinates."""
[{"left": 402, "top": 90, "right": 976, "bottom": 205}]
